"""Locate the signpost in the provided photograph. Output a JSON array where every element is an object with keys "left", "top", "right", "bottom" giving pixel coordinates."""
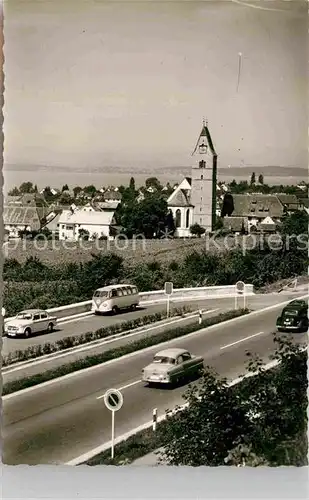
[
  {"left": 235, "top": 281, "right": 246, "bottom": 310},
  {"left": 164, "top": 281, "right": 173, "bottom": 318},
  {"left": 103, "top": 388, "right": 124, "bottom": 459}
]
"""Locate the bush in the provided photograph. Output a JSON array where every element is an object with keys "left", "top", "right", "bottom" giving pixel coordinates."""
[
  {"left": 2, "top": 305, "right": 193, "bottom": 366},
  {"left": 2, "top": 309, "right": 248, "bottom": 395}
]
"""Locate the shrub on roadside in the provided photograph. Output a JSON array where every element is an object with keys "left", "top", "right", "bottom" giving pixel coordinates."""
[
  {"left": 3, "top": 305, "right": 194, "bottom": 366},
  {"left": 2, "top": 308, "right": 248, "bottom": 395}
]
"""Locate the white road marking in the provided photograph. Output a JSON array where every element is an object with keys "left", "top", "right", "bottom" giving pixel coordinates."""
[
  {"left": 220, "top": 331, "right": 264, "bottom": 350},
  {"left": 96, "top": 379, "right": 142, "bottom": 399},
  {"left": 3, "top": 294, "right": 308, "bottom": 400},
  {"left": 3, "top": 308, "right": 220, "bottom": 375}
]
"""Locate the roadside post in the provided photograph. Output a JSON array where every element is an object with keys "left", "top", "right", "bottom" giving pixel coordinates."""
[
  {"left": 152, "top": 408, "right": 157, "bottom": 431},
  {"left": 103, "top": 388, "right": 124, "bottom": 459},
  {"left": 2, "top": 307, "right": 6, "bottom": 318},
  {"left": 235, "top": 281, "right": 246, "bottom": 310},
  {"left": 164, "top": 281, "right": 173, "bottom": 318},
  {"left": 199, "top": 310, "right": 202, "bottom": 325}
]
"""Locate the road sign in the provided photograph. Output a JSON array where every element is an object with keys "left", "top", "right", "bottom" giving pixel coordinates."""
[
  {"left": 103, "top": 388, "right": 123, "bottom": 412},
  {"left": 165, "top": 282, "right": 173, "bottom": 295},
  {"left": 103, "top": 388, "right": 124, "bottom": 459},
  {"left": 235, "top": 281, "right": 246, "bottom": 310},
  {"left": 1, "top": 307, "right": 6, "bottom": 318},
  {"left": 235, "top": 281, "right": 245, "bottom": 294}
]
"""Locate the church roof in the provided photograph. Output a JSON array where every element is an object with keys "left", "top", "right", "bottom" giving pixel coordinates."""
[
  {"left": 168, "top": 189, "right": 192, "bottom": 207},
  {"left": 192, "top": 122, "right": 217, "bottom": 156}
]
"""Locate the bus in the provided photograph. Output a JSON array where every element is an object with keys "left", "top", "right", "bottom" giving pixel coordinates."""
[{"left": 91, "top": 284, "right": 140, "bottom": 315}]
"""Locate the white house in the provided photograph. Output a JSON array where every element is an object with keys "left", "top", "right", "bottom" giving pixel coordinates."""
[{"left": 58, "top": 209, "right": 116, "bottom": 240}]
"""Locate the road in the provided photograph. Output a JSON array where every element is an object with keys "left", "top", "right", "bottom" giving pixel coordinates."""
[
  {"left": 2, "top": 293, "right": 299, "bottom": 356},
  {"left": 2, "top": 297, "right": 307, "bottom": 465}
]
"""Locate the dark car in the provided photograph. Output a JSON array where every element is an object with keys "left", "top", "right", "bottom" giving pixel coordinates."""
[{"left": 276, "top": 300, "right": 308, "bottom": 333}]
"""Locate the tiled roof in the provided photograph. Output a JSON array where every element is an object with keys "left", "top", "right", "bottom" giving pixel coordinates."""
[
  {"left": 168, "top": 189, "right": 192, "bottom": 207},
  {"left": 223, "top": 217, "right": 244, "bottom": 232},
  {"left": 276, "top": 194, "right": 300, "bottom": 210},
  {"left": 184, "top": 177, "right": 192, "bottom": 186},
  {"left": 192, "top": 124, "right": 217, "bottom": 156},
  {"left": 231, "top": 194, "right": 284, "bottom": 219},
  {"left": 299, "top": 197, "right": 309, "bottom": 208},
  {"left": 58, "top": 210, "right": 115, "bottom": 226},
  {"left": 104, "top": 191, "right": 122, "bottom": 201},
  {"left": 3, "top": 206, "right": 41, "bottom": 229}
]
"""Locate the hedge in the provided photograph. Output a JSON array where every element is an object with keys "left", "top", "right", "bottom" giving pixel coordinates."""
[
  {"left": 2, "top": 308, "right": 249, "bottom": 395},
  {"left": 3, "top": 305, "right": 193, "bottom": 367}
]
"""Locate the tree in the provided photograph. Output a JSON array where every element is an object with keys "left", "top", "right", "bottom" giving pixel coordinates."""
[
  {"left": 73, "top": 186, "right": 83, "bottom": 198},
  {"left": 250, "top": 172, "right": 256, "bottom": 185},
  {"left": 129, "top": 177, "right": 135, "bottom": 191},
  {"left": 189, "top": 223, "right": 206, "bottom": 238},
  {"left": 83, "top": 185, "right": 97, "bottom": 197},
  {"left": 62, "top": 184, "right": 69, "bottom": 192},
  {"left": 78, "top": 228, "right": 90, "bottom": 240},
  {"left": 19, "top": 182, "right": 34, "bottom": 193},
  {"left": 8, "top": 187, "right": 20, "bottom": 196},
  {"left": 280, "top": 210, "right": 309, "bottom": 236},
  {"left": 119, "top": 193, "right": 168, "bottom": 239},
  {"left": 159, "top": 336, "right": 307, "bottom": 466},
  {"left": 221, "top": 193, "right": 234, "bottom": 217},
  {"left": 165, "top": 210, "right": 176, "bottom": 236},
  {"left": 145, "top": 177, "right": 162, "bottom": 192},
  {"left": 258, "top": 174, "right": 264, "bottom": 185}
]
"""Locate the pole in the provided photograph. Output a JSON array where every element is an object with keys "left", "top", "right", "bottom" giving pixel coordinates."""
[
  {"left": 111, "top": 409, "right": 115, "bottom": 459},
  {"left": 167, "top": 295, "right": 170, "bottom": 318},
  {"left": 199, "top": 310, "right": 202, "bottom": 325},
  {"left": 152, "top": 408, "right": 157, "bottom": 431}
]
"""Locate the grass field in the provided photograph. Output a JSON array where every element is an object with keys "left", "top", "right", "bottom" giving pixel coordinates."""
[{"left": 4, "top": 237, "right": 227, "bottom": 266}]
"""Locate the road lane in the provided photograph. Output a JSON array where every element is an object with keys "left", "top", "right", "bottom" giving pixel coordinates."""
[
  {"left": 2, "top": 292, "right": 301, "bottom": 356},
  {"left": 3, "top": 304, "right": 307, "bottom": 465}
]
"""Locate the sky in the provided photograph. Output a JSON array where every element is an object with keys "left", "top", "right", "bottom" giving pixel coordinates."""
[{"left": 3, "top": 0, "right": 308, "bottom": 172}]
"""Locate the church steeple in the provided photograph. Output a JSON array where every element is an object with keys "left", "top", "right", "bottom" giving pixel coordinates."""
[{"left": 192, "top": 119, "right": 217, "bottom": 157}]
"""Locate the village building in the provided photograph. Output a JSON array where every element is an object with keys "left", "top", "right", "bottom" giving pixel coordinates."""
[
  {"left": 3, "top": 205, "right": 41, "bottom": 237},
  {"left": 58, "top": 208, "right": 116, "bottom": 240},
  {"left": 167, "top": 121, "right": 217, "bottom": 237}
]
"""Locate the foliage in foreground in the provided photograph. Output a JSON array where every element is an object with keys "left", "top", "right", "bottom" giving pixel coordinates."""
[
  {"left": 86, "top": 336, "right": 307, "bottom": 467},
  {"left": 160, "top": 335, "right": 308, "bottom": 467},
  {"left": 2, "top": 309, "right": 248, "bottom": 395}
]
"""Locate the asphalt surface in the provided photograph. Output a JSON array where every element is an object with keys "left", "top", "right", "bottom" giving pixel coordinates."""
[
  {"left": 2, "top": 296, "right": 307, "bottom": 465},
  {"left": 2, "top": 293, "right": 298, "bottom": 356}
]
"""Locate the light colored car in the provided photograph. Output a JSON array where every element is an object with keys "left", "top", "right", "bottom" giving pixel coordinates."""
[
  {"left": 142, "top": 348, "right": 204, "bottom": 386},
  {"left": 5, "top": 309, "right": 58, "bottom": 338}
]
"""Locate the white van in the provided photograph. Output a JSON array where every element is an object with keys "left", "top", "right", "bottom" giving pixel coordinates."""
[{"left": 91, "top": 284, "right": 140, "bottom": 315}]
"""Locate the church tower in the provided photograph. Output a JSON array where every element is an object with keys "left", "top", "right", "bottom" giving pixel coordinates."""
[{"left": 190, "top": 120, "right": 217, "bottom": 232}]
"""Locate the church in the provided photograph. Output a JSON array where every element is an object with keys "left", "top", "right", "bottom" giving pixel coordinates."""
[{"left": 167, "top": 120, "right": 217, "bottom": 237}]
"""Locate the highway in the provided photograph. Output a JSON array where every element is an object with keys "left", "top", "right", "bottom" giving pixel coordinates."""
[
  {"left": 2, "top": 293, "right": 297, "bottom": 356},
  {"left": 2, "top": 297, "right": 307, "bottom": 465}
]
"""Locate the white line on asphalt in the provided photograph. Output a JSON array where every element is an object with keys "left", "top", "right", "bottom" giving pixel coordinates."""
[
  {"left": 96, "top": 379, "right": 142, "bottom": 399},
  {"left": 220, "top": 331, "right": 265, "bottom": 350},
  {"left": 65, "top": 357, "right": 290, "bottom": 466},
  {"left": 3, "top": 294, "right": 308, "bottom": 400},
  {"left": 3, "top": 308, "right": 220, "bottom": 375}
]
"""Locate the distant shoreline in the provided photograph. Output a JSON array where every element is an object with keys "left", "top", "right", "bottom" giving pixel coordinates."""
[{"left": 2, "top": 165, "right": 307, "bottom": 192}]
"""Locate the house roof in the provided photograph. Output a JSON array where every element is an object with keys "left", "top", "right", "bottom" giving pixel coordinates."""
[
  {"left": 58, "top": 210, "right": 115, "bottom": 226},
  {"left": 276, "top": 194, "right": 300, "bottom": 209},
  {"left": 3, "top": 206, "right": 41, "bottom": 228},
  {"left": 43, "top": 213, "right": 61, "bottom": 231},
  {"left": 231, "top": 194, "right": 284, "bottom": 219},
  {"left": 223, "top": 217, "right": 244, "bottom": 232},
  {"left": 168, "top": 189, "right": 192, "bottom": 207},
  {"left": 104, "top": 191, "right": 122, "bottom": 201}
]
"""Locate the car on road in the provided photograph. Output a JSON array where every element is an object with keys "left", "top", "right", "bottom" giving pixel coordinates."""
[
  {"left": 5, "top": 309, "right": 58, "bottom": 338},
  {"left": 276, "top": 300, "right": 308, "bottom": 333},
  {"left": 91, "top": 284, "right": 140, "bottom": 315},
  {"left": 142, "top": 348, "right": 204, "bottom": 387}
]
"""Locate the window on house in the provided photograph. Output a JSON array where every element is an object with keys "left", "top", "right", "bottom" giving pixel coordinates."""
[
  {"left": 175, "top": 209, "right": 181, "bottom": 228},
  {"left": 201, "top": 175, "right": 203, "bottom": 180},
  {"left": 186, "top": 209, "right": 190, "bottom": 228}
]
